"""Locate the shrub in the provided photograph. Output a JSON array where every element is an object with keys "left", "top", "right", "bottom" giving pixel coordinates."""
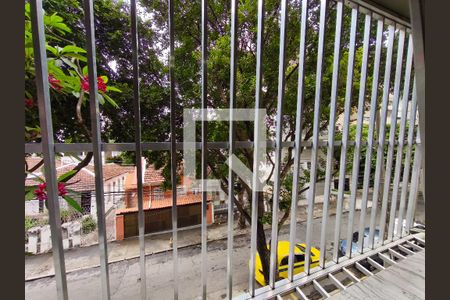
[
  {"left": 81, "top": 216, "right": 96, "bottom": 234},
  {"left": 25, "top": 216, "right": 48, "bottom": 231},
  {"left": 25, "top": 216, "right": 38, "bottom": 232},
  {"left": 60, "top": 208, "right": 81, "bottom": 223}
]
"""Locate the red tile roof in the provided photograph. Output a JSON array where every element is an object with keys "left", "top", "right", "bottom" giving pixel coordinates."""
[
  {"left": 124, "top": 162, "right": 165, "bottom": 190},
  {"left": 25, "top": 156, "right": 63, "bottom": 173},
  {"left": 25, "top": 163, "right": 134, "bottom": 192},
  {"left": 86, "top": 164, "right": 134, "bottom": 181},
  {"left": 116, "top": 192, "right": 211, "bottom": 214}
]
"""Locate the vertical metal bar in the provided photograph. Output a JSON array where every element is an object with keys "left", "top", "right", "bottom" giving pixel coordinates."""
[
  {"left": 368, "top": 24, "right": 395, "bottom": 249},
  {"left": 83, "top": 0, "right": 111, "bottom": 298},
  {"left": 30, "top": 1, "right": 68, "bottom": 298},
  {"left": 269, "top": 0, "right": 289, "bottom": 288},
  {"left": 405, "top": 130, "right": 422, "bottom": 233},
  {"left": 409, "top": 0, "right": 425, "bottom": 199},
  {"left": 357, "top": 18, "right": 384, "bottom": 253},
  {"left": 130, "top": 1, "right": 147, "bottom": 298},
  {"left": 227, "top": 0, "right": 238, "bottom": 298},
  {"left": 387, "top": 34, "right": 413, "bottom": 241},
  {"left": 201, "top": 0, "right": 208, "bottom": 298},
  {"left": 397, "top": 79, "right": 417, "bottom": 237},
  {"left": 378, "top": 28, "right": 406, "bottom": 244},
  {"left": 249, "top": 0, "right": 265, "bottom": 296},
  {"left": 332, "top": 6, "right": 358, "bottom": 263},
  {"left": 305, "top": 0, "right": 328, "bottom": 274},
  {"left": 168, "top": 0, "right": 178, "bottom": 298},
  {"left": 345, "top": 12, "right": 371, "bottom": 258},
  {"left": 288, "top": 0, "right": 310, "bottom": 279},
  {"left": 318, "top": 0, "right": 343, "bottom": 269}
]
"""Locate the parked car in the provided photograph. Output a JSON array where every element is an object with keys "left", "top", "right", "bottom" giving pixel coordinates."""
[
  {"left": 338, "top": 227, "right": 380, "bottom": 257},
  {"left": 339, "top": 228, "right": 385, "bottom": 271},
  {"left": 253, "top": 241, "right": 320, "bottom": 286}
]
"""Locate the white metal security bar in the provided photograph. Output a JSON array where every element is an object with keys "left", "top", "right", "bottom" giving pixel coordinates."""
[{"left": 27, "top": 0, "right": 424, "bottom": 299}]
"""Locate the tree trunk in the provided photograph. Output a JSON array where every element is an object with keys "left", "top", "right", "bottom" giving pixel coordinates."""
[
  {"left": 256, "top": 220, "right": 271, "bottom": 285},
  {"left": 238, "top": 212, "right": 246, "bottom": 229},
  {"left": 256, "top": 191, "right": 272, "bottom": 285}
]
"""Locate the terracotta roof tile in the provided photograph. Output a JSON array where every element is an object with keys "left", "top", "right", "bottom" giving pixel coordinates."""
[
  {"left": 124, "top": 163, "right": 165, "bottom": 190},
  {"left": 25, "top": 163, "right": 133, "bottom": 192},
  {"left": 86, "top": 163, "right": 134, "bottom": 181},
  {"left": 116, "top": 192, "right": 212, "bottom": 214}
]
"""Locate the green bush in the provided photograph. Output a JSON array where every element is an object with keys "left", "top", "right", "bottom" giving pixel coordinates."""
[
  {"left": 25, "top": 216, "right": 38, "bottom": 232},
  {"left": 81, "top": 216, "right": 96, "bottom": 234},
  {"left": 25, "top": 216, "right": 48, "bottom": 231},
  {"left": 60, "top": 208, "right": 81, "bottom": 223}
]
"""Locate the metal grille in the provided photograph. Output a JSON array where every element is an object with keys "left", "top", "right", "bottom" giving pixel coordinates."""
[{"left": 26, "top": 0, "right": 424, "bottom": 299}]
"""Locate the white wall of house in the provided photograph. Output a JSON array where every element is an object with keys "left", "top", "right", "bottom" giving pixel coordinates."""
[
  {"left": 89, "top": 174, "right": 127, "bottom": 220},
  {"left": 25, "top": 197, "right": 72, "bottom": 216}
]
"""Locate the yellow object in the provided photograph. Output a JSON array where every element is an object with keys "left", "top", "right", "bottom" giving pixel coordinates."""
[{"left": 254, "top": 241, "right": 321, "bottom": 286}]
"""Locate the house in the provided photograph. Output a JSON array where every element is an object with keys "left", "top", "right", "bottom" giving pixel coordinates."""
[
  {"left": 25, "top": 155, "right": 134, "bottom": 219},
  {"left": 115, "top": 158, "right": 214, "bottom": 240}
]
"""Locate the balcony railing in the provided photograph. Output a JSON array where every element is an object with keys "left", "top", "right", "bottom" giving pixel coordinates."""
[{"left": 26, "top": 0, "right": 424, "bottom": 299}]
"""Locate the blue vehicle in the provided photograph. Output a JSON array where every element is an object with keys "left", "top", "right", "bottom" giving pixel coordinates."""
[{"left": 338, "top": 227, "right": 380, "bottom": 257}]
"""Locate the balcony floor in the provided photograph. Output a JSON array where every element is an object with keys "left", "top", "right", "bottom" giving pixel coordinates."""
[{"left": 329, "top": 249, "right": 425, "bottom": 299}]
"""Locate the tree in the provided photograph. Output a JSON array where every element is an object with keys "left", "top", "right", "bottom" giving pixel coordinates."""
[
  {"left": 25, "top": 0, "right": 389, "bottom": 284},
  {"left": 141, "top": 0, "right": 378, "bottom": 283},
  {"left": 25, "top": 2, "right": 122, "bottom": 209}
]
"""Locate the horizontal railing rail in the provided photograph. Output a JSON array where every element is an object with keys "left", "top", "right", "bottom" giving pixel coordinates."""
[{"left": 25, "top": 140, "right": 415, "bottom": 153}]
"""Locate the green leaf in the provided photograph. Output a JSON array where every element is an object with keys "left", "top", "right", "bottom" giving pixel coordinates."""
[
  {"left": 82, "top": 66, "right": 88, "bottom": 76},
  {"left": 25, "top": 185, "right": 37, "bottom": 201},
  {"left": 64, "top": 53, "right": 87, "bottom": 62},
  {"left": 60, "top": 57, "right": 78, "bottom": 70},
  {"left": 97, "top": 93, "right": 105, "bottom": 105},
  {"left": 100, "top": 76, "right": 108, "bottom": 84},
  {"left": 61, "top": 45, "right": 86, "bottom": 54},
  {"left": 101, "top": 93, "right": 119, "bottom": 108},
  {"left": 46, "top": 45, "right": 59, "bottom": 56},
  {"left": 66, "top": 188, "right": 81, "bottom": 196},
  {"left": 72, "top": 91, "right": 81, "bottom": 98},
  {"left": 57, "top": 170, "right": 77, "bottom": 182},
  {"left": 62, "top": 195, "right": 83, "bottom": 213},
  {"left": 25, "top": 189, "right": 36, "bottom": 201},
  {"left": 105, "top": 86, "right": 122, "bottom": 93}
]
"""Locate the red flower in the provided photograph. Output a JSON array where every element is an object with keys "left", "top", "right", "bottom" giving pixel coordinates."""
[
  {"left": 34, "top": 183, "right": 48, "bottom": 201},
  {"left": 58, "top": 182, "right": 68, "bottom": 197},
  {"left": 97, "top": 76, "right": 107, "bottom": 93},
  {"left": 48, "top": 74, "right": 62, "bottom": 91},
  {"left": 81, "top": 76, "right": 89, "bottom": 92},
  {"left": 81, "top": 76, "right": 107, "bottom": 93},
  {"left": 33, "top": 182, "right": 68, "bottom": 201},
  {"left": 25, "top": 98, "right": 34, "bottom": 108}
]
